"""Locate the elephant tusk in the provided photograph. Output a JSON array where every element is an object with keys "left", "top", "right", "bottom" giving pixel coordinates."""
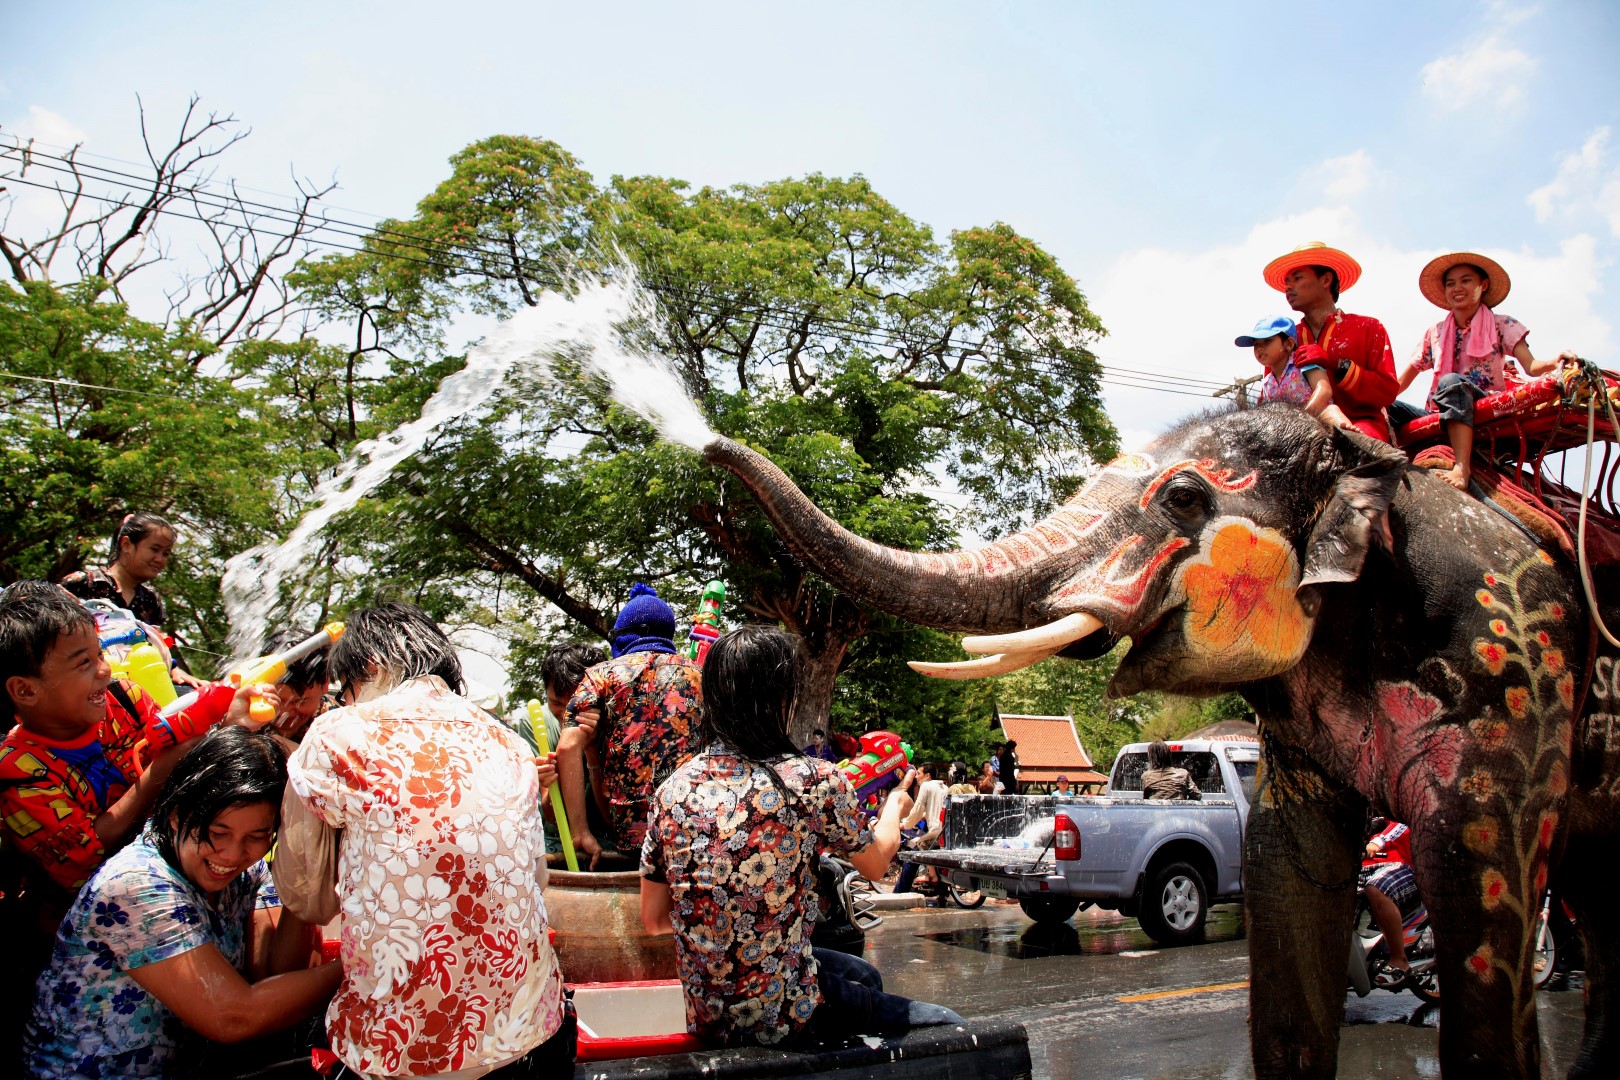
[
  {"left": 960, "top": 612, "right": 1105, "bottom": 656},
  {"left": 907, "top": 646, "right": 1061, "bottom": 680}
]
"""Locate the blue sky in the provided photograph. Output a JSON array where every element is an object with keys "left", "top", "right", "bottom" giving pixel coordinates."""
[{"left": 6, "top": 0, "right": 1620, "bottom": 448}]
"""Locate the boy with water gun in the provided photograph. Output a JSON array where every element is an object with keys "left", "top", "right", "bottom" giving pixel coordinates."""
[{"left": 0, "top": 584, "right": 267, "bottom": 904}]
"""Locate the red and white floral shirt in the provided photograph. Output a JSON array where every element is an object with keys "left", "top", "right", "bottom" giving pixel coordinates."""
[{"left": 287, "top": 675, "right": 563, "bottom": 1078}]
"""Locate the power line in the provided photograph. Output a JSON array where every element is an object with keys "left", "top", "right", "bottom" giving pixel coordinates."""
[{"left": 2, "top": 144, "right": 1230, "bottom": 398}]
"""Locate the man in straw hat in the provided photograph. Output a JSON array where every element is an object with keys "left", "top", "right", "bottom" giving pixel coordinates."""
[
  {"left": 1263, "top": 242, "right": 1399, "bottom": 442},
  {"left": 1394, "top": 252, "right": 1566, "bottom": 490}
]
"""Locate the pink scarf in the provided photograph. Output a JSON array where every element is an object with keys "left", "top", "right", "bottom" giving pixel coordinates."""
[{"left": 1434, "top": 304, "right": 1501, "bottom": 381}]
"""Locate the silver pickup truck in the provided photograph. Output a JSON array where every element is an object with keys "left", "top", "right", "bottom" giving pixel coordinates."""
[{"left": 904, "top": 739, "right": 1259, "bottom": 945}]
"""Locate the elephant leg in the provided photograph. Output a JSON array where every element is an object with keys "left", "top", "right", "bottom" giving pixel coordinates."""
[
  {"left": 1245, "top": 748, "right": 1364, "bottom": 1080},
  {"left": 1412, "top": 816, "right": 1547, "bottom": 1079},
  {"left": 1561, "top": 834, "right": 1619, "bottom": 1079}
]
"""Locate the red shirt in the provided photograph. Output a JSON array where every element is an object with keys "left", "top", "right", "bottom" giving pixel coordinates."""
[
  {"left": 1299, "top": 310, "right": 1399, "bottom": 441},
  {"left": 0, "top": 681, "right": 154, "bottom": 891}
]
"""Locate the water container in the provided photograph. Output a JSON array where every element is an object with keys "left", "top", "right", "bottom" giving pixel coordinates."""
[{"left": 124, "top": 644, "right": 178, "bottom": 706}]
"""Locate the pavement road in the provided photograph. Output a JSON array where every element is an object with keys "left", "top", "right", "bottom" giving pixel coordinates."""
[{"left": 869, "top": 901, "right": 1586, "bottom": 1079}]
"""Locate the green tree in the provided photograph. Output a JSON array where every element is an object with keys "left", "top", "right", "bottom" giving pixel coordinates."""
[
  {"left": 0, "top": 279, "right": 276, "bottom": 654},
  {"left": 277, "top": 140, "right": 1116, "bottom": 736}
]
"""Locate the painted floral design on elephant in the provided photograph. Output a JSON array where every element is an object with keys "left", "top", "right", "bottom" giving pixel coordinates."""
[
  {"left": 1177, "top": 519, "right": 1311, "bottom": 675},
  {"left": 1452, "top": 550, "right": 1576, "bottom": 1041}
]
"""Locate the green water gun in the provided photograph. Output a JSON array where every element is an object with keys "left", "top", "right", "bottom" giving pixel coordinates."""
[
  {"left": 526, "top": 699, "right": 579, "bottom": 872},
  {"left": 682, "top": 579, "right": 727, "bottom": 663}
]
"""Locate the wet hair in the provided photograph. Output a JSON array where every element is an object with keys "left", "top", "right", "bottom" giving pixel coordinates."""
[
  {"left": 0, "top": 583, "right": 94, "bottom": 727},
  {"left": 262, "top": 626, "right": 329, "bottom": 693},
  {"left": 1148, "top": 741, "right": 1173, "bottom": 769},
  {"left": 108, "top": 512, "right": 175, "bottom": 566},
  {"left": 1307, "top": 265, "right": 1341, "bottom": 302},
  {"left": 701, "top": 625, "right": 798, "bottom": 762},
  {"left": 328, "top": 602, "right": 464, "bottom": 696},
  {"left": 811, "top": 728, "right": 826, "bottom": 739},
  {"left": 150, "top": 725, "right": 288, "bottom": 871},
  {"left": 949, "top": 761, "right": 969, "bottom": 785},
  {"left": 541, "top": 642, "right": 606, "bottom": 696}
]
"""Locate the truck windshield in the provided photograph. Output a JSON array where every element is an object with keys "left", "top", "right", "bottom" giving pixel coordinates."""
[{"left": 1114, "top": 751, "right": 1225, "bottom": 793}]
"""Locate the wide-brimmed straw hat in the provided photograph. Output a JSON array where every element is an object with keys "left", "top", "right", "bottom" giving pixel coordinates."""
[
  {"left": 1418, "top": 251, "right": 1510, "bottom": 309},
  {"left": 1263, "top": 241, "right": 1363, "bottom": 294}
]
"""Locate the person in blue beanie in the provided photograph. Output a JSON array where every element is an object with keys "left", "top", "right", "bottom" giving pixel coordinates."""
[{"left": 557, "top": 584, "right": 705, "bottom": 868}]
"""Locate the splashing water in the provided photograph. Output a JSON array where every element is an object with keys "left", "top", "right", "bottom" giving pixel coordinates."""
[{"left": 221, "top": 272, "right": 716, "bottom": 662}]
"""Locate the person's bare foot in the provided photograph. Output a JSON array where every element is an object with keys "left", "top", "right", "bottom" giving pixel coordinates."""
[{"left": 1439, "top": 463, "right": 1471, "bottom": 491}]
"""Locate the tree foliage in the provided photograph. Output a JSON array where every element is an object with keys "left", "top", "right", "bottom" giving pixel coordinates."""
[{"left": 272, "top": 140, "right": 1117, "bottom": 737}]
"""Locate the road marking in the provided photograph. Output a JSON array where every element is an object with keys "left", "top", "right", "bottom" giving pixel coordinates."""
[{"left": 1116, "top": 980, "right": 1249, "bottom": 1003}]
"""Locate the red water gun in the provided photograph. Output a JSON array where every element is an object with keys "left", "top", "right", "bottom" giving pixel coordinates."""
[{"left": 836, "top": 730, "right": 913, "bottom": 806}]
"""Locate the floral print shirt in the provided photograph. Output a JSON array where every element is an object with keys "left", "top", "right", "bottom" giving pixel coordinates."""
[
  {"left": 1411, "top": 311, "right": 1530, "bottom": 402},
  {"left": 286, "top": 675, "right": 563, "bottom": 1078},
  {"left": 640, "top": 746, "right": 873, "bottom": 1046},
  {"left": 60, "top": 567, "right": 166, "bottom": 627},
  {"left": 565, "top": 650, "right": 704, "bottom": 851},
  {"left": 1259, "top": 355, "right": 1325, "bottom": 408},
  {"left": 22, "top": 834, "right": 278, "bottom": 1079}
]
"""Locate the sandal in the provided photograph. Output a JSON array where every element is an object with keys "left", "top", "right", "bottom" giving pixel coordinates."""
[{"left": 1375, "top": 966, "right": 1410, "bottom": 991}]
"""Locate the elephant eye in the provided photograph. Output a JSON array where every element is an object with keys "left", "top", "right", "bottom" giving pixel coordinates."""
[{"left": 1159, "top": 482, "right": 1209, "bottom": 521}]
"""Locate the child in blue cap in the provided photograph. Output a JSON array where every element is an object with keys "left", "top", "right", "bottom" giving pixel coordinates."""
[{"left": 1236, "top": 315, "right": 1351, "bottom": 428}]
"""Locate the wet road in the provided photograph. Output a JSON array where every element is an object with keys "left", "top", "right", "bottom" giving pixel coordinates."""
[{"left": 868, "top": 902, "right": 1587, "bottom": 1079}]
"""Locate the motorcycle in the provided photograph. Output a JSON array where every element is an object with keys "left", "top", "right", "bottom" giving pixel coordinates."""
[
  {"left": 810, "top": 853, "right": 883, "bottom": 956},
  {"left": 1347, "top": 873, "right": 1440, "bottom": 1004}
]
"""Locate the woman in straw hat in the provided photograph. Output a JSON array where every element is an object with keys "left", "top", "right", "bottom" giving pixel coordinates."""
[{"left": 1394, "top": 252, "right": 1565, "bottom": 491}]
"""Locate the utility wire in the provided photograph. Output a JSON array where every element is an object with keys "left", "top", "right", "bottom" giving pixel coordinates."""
[{"left": 2, "top": 147, "right": 1230, "bottom": 396}]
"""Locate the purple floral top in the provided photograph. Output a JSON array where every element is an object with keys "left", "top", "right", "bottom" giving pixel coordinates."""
[{"left": 641, "top": 747, "right": 873, "bottom": 1046}]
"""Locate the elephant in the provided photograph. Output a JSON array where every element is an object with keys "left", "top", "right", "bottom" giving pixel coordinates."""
[{"left": 700, "top": 403, "right": 1620, "bottom": 1079}]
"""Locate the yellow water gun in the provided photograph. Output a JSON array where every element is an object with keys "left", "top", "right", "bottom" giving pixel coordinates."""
[{"left": 161, "top": 622, "right": 346, "bottom": 726}]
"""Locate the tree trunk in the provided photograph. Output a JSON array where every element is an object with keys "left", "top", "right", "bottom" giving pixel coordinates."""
[{"left": 792, "top": 636, "right": 851, "bottom": 748}]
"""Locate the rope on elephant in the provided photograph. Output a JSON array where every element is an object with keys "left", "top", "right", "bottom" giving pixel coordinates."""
[
  {"left": 1574, "top": 359, "right": 1620, "bottom": 650},
  {"left": 1258, "top": 725, "right": 1360, "bottom": 892}
]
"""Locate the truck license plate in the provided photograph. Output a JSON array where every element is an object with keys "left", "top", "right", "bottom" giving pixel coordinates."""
[{"left": 976, "top": 878, "right": 1008, "bottom": 899}]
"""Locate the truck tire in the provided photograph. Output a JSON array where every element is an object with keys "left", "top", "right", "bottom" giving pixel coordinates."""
[
  {"left": 1138, "top": 861, "right": 1208, "bottom": 945},
  {"left": 1019, "top": 896, "right": 1081, "bottom": 924}
]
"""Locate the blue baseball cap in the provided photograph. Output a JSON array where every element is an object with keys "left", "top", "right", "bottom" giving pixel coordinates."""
[{"left": 1234, "top": 316, "right": 1297, "bottom": 347}]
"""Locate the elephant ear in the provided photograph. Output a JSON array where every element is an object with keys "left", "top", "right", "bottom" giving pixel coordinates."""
[{"left": 1300, "top": 427, "right": 1408, "bottom": 587}]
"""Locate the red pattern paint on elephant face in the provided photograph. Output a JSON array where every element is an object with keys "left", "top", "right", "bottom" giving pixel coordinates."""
[
  {"left": 1050, "top": 534, "right": 1191, "bottom": 615},
  {"left": 1136, "top": 459, "right": 1259, "bottom": 509}
]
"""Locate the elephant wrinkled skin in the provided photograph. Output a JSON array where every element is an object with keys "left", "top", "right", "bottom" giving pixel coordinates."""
[{"left": 702, "top": 404, "right": 1620, "bottom": 1079}]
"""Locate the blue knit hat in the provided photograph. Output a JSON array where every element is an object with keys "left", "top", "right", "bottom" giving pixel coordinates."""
[{"left": 611, "top": 583, "right": 677, "bottom": 658}]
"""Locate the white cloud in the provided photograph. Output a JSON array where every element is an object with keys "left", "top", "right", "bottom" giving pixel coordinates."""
[
  {"left": 1528, "top": 127, "right": 1620, "bottom": 240},
  {"left": 1421, "top": 33, "right": 1537, "bottom": 113},
  {"left": 1299, "top": 149, "right": 1377, "bottom": 201},
  {"left": 1087, "top": 207, "right": 1612, "bottom": 445},
  {"left": 5, "top": 104, "right": 88, "bottom": 148}
]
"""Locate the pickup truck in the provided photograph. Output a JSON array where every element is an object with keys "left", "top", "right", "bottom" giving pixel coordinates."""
[{"left": 903, "top": 739, "right": 1259, "bottom": 945}]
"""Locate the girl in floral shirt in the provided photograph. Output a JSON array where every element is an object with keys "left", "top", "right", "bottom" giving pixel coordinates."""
[
  {"left": 23, "top": 726, "right": 338, "bottom": 1078},
  {"left": 640, "top": 626, "right": 962, "bottom": 1047},
  {"left": 1233, "top": 316, "right": 1350, "bottom": 428}
]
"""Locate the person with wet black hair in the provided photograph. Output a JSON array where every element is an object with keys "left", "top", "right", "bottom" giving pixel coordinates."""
[
  {"left": 259, "top": 626, "right": 332, "bottom": 743},
  {"left": 508, "top": 642, "right": 608, "bottom": 855},
  {"left": 22, "top": 726, "right": 339, "bottom": 1078},
  {"left": 284, "top": 602, "right": 573, "bottom": 1077},
  {"left": 640, "top": 625, "right": 962, "bottom": 1047}
]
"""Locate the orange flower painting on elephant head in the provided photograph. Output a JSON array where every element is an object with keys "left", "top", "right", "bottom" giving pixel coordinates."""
[{"left": 1178, "top": 519, "right": 1312, "bottom": 677}]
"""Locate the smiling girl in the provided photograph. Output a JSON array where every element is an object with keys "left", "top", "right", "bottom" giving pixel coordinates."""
[
  {"left": 1395, "top": 252, "right": 1567, "bottom": 491},
  {"left": 22, "top": 726, "right": 339, "bottom": 1079}
]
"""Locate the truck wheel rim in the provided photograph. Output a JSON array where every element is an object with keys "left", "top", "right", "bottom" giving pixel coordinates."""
[{"left": 1163, "top": 876, "right": 1199, "bottom": 930}]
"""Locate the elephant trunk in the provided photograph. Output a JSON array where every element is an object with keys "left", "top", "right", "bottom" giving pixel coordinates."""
[{"left": 703, "top": 436, "right": 1081, "bottom": 634}]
